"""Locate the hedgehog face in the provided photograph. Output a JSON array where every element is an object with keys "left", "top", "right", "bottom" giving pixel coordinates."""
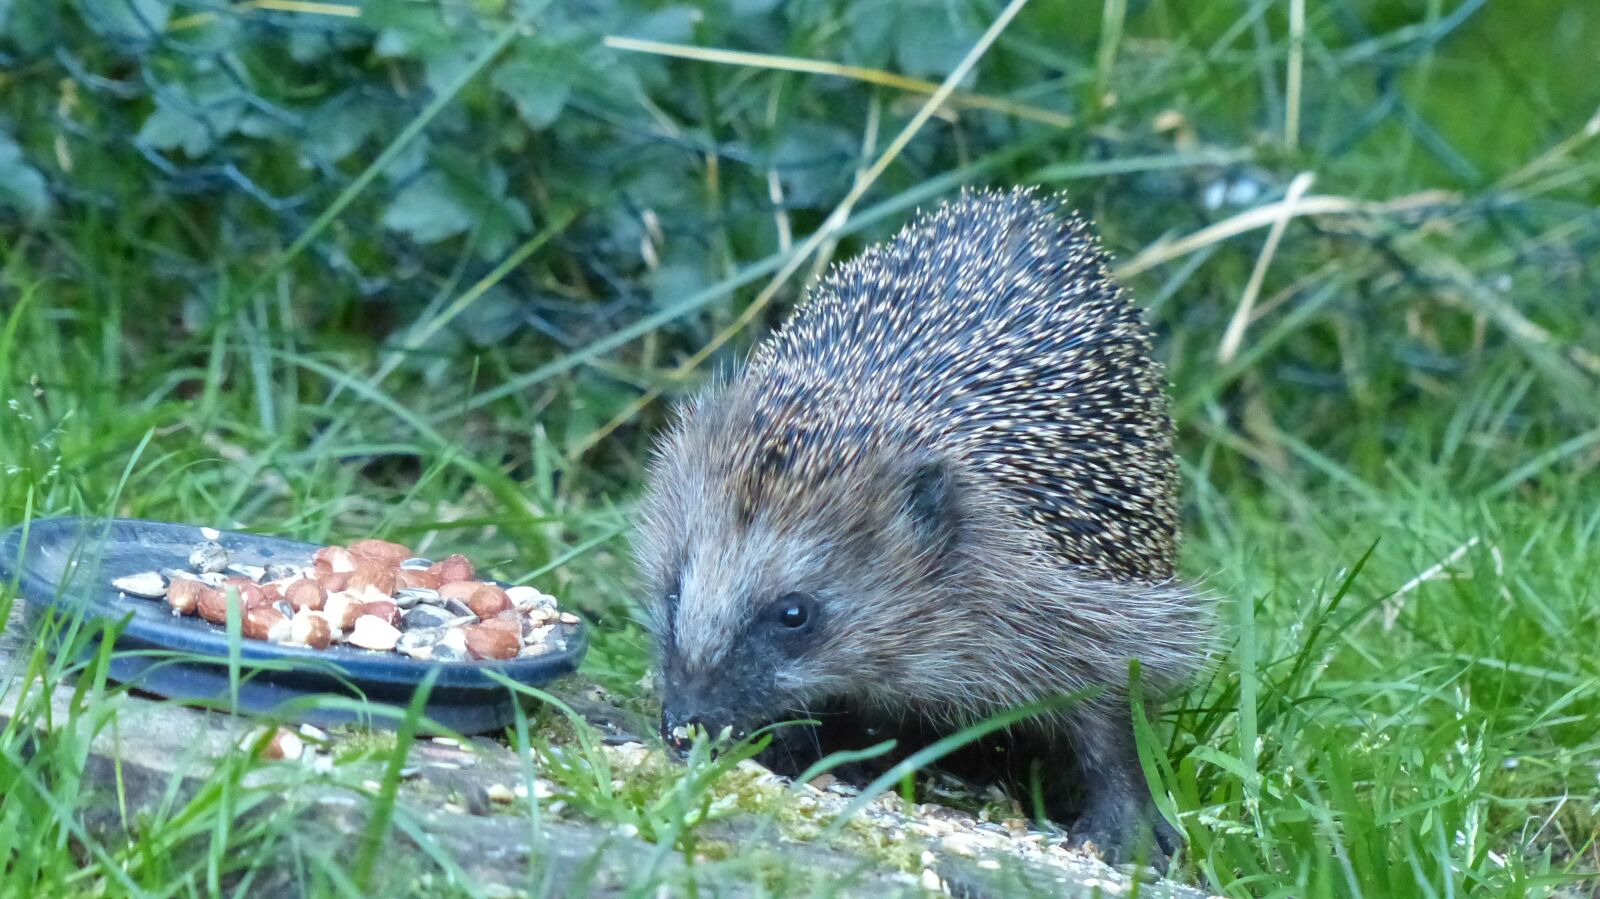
[
  {"left": 643, "top": 501, "right": 867, "bottom": 752},
  {"left": 638, "top": 400, "right": 974, "bottom": 754}
]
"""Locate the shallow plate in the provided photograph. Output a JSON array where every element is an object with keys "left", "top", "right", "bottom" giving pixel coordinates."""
[{"left": 0, "top": 517, "right": 587, "bottom": 734}]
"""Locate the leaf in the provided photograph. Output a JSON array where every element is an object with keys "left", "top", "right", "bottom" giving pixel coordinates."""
[
  {"left": 365, "top": 0, "right": 496, "bottom": 96},
  {"left": 893, "top": 1, "right": 979, "bottom": 78},
  {"left": 0, "top": 131, "right": 51, "bottom": 220},
  {"left": 618, "top": 5, "right": 701, "bottom": 43},
  {"left": 839, "top": 3, "right": 896, "bottom": 69},
  {"left": 304, "top": 93, "right": 385, "bottom": 164},
  {"left": 769, "top": 122, "right": 859, "bottom": 207},
  {"left": 286, "top": 8, "right": 364, "bottom": 61},
  {"left": 455, "top": 285, "right": 523, "bottom": 346},
  {"left": 461, "top": 164, "right": 533, "bottom": 259},
  {"left": 381, "top": 163, "right": 531, "bottom": 258},
  {"left": 650, "top": 262, "right": 714, "bottom": 313},
  {"left": 366, "top": 0, "right": 448, "bottom": 58},
  {"left": 139, "top": 98, "right": 211, "bottom": 157},
  {"left": 381, "top": 172, "right": 477, "bottom": 246},
  {"left": 74, "top": 0, "right": 171, "bottom": 40},
  {"left": 137, "top": 81, "right": 247, "bottom": 158},
  {"left": 422, "top": 37, "right": 493, "bottom": 96},
  {"left": 0, "top": 0, "right": 59, "bottom": 53},
  {"left": 492, "top": 44, "right": 574, "bottom": 129},
  {"left": 731, "top": 0, "right": 782, "bottom": 16}
]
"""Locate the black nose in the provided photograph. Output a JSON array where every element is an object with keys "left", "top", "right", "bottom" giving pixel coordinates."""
[
  {"left": 660, "top": 708, "right": 705, "bottom": 755},
  {"left": 661, "top": 707, "right": 750, "bottom": 756}
]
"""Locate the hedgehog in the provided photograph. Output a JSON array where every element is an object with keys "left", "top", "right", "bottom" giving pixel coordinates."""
[{"left": 634, "top": 187, "right": 1211, "bottom": 863}]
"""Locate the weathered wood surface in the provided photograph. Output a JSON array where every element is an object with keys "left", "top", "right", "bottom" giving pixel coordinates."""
[{"left": 0, "top": 604, "right": 1213, "bottom": 897}]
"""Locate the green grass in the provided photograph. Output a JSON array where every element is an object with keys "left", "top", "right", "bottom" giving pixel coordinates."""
[{"left": 2, "top": 0, "right": 1599, "bottom": 896}]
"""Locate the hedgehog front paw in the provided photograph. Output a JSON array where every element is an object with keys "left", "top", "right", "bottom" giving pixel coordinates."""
[{"left": 1065, "top": 798, "right": 1180, "bottom": 867}]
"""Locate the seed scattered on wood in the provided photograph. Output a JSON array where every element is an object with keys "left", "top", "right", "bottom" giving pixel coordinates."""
[
  {"left": 514, "top": 780, "right": 556, "bottom": 800},
  {"left": 262, "top": 727, "right": 304, "bottom": 761}
]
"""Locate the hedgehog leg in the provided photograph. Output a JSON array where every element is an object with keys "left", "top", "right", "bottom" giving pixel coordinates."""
[{"left": 1056, "top": 710, "right": 1180, "bottom": 866}]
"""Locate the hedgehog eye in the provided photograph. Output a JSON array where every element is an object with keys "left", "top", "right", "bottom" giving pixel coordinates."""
[{"left": 773, "top": 592, "right": 812, "bottom": 630}]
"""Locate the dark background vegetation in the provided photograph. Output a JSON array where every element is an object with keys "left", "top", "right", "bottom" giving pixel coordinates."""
[{"left": 1, "top": 0, "right": 1597, "bottom": 896}]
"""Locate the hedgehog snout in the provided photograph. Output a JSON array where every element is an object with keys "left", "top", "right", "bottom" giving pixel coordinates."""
[
  {"left": 659, "top": 698, "right": 749, "bottom": 757},
  {"left": 659, "top": 653, "right": 775, "bottom": 758}
]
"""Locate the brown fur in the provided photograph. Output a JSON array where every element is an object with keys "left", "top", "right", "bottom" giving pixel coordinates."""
[{"left": 635, "top": 187, "right": 1213, "bottom": 863}]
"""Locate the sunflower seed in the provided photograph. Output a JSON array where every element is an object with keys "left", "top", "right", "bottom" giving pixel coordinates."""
[
  {"left": 506, "top": 585, "right": 556, "bottom": 611},
  {"left": 263, "top": 563, "right": 300, "bottom": 582},
  {"left": 393, "top": 587, "right": 439, "bottom": 609},
  {"left": 397, "top": 627, "right": 445, "bottom": 660},
  {"left": 112, "top": 571, "right": 168, "bottom": 599},
  {"left": 432, "top": 628, "right": 469, "bottom": 662},
  {"left": 402, "top": 604, "right": 455, "bottom": 630},
  {"left": 189, "top": 541, "right": 228, "bottom": 574}
]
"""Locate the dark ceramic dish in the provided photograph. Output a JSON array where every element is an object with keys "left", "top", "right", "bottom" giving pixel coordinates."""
[{"left": 0, "top": 517, "right": 587, "bottom": 733}]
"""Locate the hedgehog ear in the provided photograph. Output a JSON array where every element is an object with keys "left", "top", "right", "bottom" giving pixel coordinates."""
[{"left": 894, "top": 453, "right": 963, "bottom": 557}]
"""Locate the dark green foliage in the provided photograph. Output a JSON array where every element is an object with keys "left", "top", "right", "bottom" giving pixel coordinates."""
[{"left": 1, "top": 0, "right": 1598, "bottom": 896}]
